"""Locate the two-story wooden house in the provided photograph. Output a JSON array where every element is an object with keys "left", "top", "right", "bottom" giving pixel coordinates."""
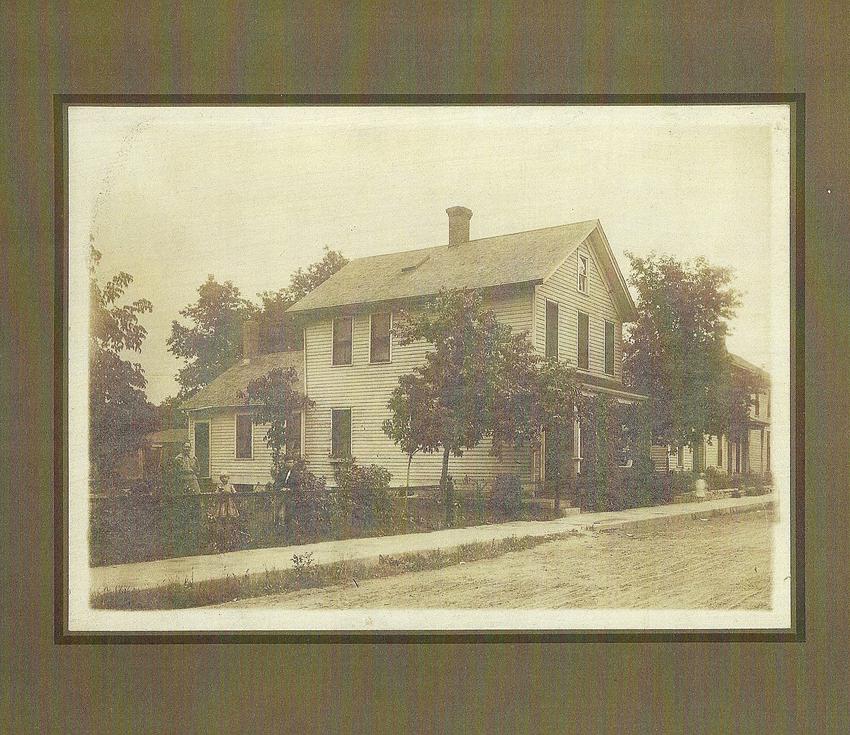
[
  {"left": 651, "top": 353, "right": 772, "bottom": 477},
  {"left": 286, "top": 206, "right": 644, "bottom": 489}
]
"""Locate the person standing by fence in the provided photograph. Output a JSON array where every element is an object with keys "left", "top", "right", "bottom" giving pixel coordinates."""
[
  {"left": 213, "top": 473, "right": 240, "bottom": 551},
  {"left": 174, "top": 442, "right": 201, "bottom": 494}
]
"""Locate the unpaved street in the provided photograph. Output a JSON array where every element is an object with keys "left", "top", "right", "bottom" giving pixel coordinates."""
[{"left": 216, "top": 510, "right": 774, "bottom": 610}]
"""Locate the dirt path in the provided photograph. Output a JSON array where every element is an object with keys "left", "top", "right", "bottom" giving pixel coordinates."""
[{"left": 215, "top": 510, "right": 774, "bottom": 610}]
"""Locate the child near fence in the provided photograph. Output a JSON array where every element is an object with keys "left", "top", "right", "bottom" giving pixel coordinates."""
[{"left": 213, "top": 473, "right": 240, "bottom": 551}]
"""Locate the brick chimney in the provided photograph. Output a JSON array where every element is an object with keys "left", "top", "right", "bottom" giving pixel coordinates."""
[
  {"left": 446, "top": 206, "right": 472, "bottom": 246},
  {"left": 242, "top": 318, "right": 259, "bottom": 362}
]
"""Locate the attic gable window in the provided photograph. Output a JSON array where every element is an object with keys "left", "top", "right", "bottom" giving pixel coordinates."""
[
  {"left": 332, "top": 316, "right": 353, "bottom": 366},
  {"left": 370, "top": 312, "right": 392, "bottom": 363},
  {"left": 578, "top": 253, "right": 589, "bottom": 293}
]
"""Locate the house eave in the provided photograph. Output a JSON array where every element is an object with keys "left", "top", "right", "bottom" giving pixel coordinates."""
[{"left": 286, "top": 280, "right": 543, "bottom": 322}]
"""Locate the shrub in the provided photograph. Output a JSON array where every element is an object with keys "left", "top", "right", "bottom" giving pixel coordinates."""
[
  {"left": 490, "top": 474, "right": 522, "bottom": 518},
  {"left": 334, "top": 460, "right": 394, "bottom": 535}
]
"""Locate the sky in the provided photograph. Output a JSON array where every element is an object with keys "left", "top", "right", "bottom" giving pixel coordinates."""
[{"left": 68, "top": 105, "right": 790, "bottom": 405}]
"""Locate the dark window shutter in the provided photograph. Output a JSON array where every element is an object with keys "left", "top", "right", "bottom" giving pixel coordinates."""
[
  {"left": 332, "top": 409, "right": 352, "bottom": 458},
  {"left": 604, "top": 321, "right": 615, "bottom": 375},
  {"left": 578, "top": 312, "right": 589, "bottom": 369},
  {"left": 236, "top": 414, "right": 253, "bottom": 459},
  {"left": 545, "top": 301, "right": 559, "bottom": 359}
]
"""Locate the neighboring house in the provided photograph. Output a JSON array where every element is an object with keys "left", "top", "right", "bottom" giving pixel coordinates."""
[
  {"left": 179, "top": 322, "right": 303, "bottom": 489},
  {"left": 113, "top": 427, "right": 188, "bottom": 487},
  {"left": 652, "top": 352, "right": 772, "bottom": 476},
  {"left": 286, "top": 206, "right": 644, "bottom": 489}
]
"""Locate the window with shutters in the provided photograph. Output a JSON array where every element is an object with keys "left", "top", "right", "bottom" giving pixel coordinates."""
[
  {"left": 545, "top": 300, "right": 559, "bottom": 359},
  {"left": 577, "top": 311, "right": 589, "bottom": 370},
  {"left": 332, "top": 316, "right": 353, "bottom": 366}
]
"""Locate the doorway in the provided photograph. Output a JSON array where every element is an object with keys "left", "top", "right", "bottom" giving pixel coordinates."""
[{"left": 193, "top": 422, "right": 210, "bottom": 479}]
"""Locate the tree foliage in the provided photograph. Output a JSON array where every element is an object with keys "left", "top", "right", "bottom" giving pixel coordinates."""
[
  {"left": 243, "top": 367, "right": 313, "bottom": 487},
  {"left": 382, "top": 288, "right": 584, "bottom": 520},
  {"left": 167, "top": 276, "right": 257, "bottom": 400},
  {"left": 170, "top": 250, "right": 348, "bottom": 397},
  {"left": 258, "top": 247, "right": 348, "bottom": 351},
  {"left": 89, "top": 244, "right": 157, "bottom": 485},
  {"left": 383, "top": 290, "right": 507, "bottom": 523},
  {"left": 623, "top": 252, "right": 744, "bottom": 447}
]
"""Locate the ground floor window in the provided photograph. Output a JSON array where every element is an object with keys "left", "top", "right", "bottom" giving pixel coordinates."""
[
  {"left": 285, "top": 411, "right": 302, "bottom": 457},
  {"left": 331, "top": 409, "right": 352, "bottom": 458},
  {"left": 236, "top": 413, "right": 253, "bottom": 459}
]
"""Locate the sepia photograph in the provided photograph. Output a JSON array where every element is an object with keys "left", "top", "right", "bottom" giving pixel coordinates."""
[{"left": 61, "top": 101, "right": 798, "bottom": 635}]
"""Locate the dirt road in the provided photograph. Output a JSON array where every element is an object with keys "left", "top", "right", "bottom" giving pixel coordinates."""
[{"left": 215, "top": 510, "right": 774, "bottom": 610}]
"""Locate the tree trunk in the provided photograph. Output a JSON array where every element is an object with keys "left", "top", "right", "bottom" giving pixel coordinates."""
[{"left": 440, "top": 445, "right": 453, "bottom": 527}]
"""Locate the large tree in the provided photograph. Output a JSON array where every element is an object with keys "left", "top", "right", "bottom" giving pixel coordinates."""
[
  {"left": 383, "top": 289, "right": 506, "bottom": 523},
  {"left": 167, "top": 277, "right": 258, "bottom": 400},
  {"left": 244, "top": 367, "right": 313, "bottom": 488},
  {"left": 89, "top": 244, "right": 157, "bottom": 485},
  {"left": 623, "top": 252, "right": 744, "bottom": 449},
  {"left": 258, "top": 247, "right": 348, "bottom": 352},
  {"left": 383, "top": 289, "right": 586, "bottom": 521}
]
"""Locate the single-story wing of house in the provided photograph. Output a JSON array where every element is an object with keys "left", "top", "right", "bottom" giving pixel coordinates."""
[{"left": 179, "top": 340, "right": 303, "bottom": 489}]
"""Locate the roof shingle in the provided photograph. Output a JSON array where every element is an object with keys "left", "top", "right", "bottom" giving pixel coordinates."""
[
  {"left": 179, "top": 352, "right": 303, "bottom": 411},
  {"left": 287, "top": 220, "right": 601, "bottom": 314}
]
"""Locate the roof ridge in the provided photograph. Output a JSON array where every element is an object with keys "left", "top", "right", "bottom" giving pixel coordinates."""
[{"left": 345, "top": 219, "right": 599, "bottom": 264}]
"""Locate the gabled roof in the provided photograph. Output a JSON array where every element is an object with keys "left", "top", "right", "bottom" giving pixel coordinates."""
[
  {"left": 287, "top": 219, "right": 636, "bottom": 320},
  {"left": 145, "top": 427, "right": 188, "bottom": 445},
  {"left": 179, "top": 351, "right": 303, "bottom": 411},
  {"left": 729, "top": 352, "right": 771, "bottom": 383}
]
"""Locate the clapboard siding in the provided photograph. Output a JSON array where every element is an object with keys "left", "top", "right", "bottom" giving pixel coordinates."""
[
  {"left": 748, "top": 427, "right": 766, "bottom": 475},
  {"left": 303, "top": 288, "right": 535, "bottom": 487},
  {"left": 652, "top": 444, "right": 695, "bottom": 472},
  {"left": 703, "top": 435, "right": 728, "bottom": 471},
  {"left": 533, "top": 234, "right": 624, "bottom": 381},
  {"left": 189, "top": 408, "right": 275, "bottom": 485}
]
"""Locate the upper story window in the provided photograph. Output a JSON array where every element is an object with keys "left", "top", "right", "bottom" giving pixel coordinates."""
[
  {"left": 236, "top": 413, "right": 253, "bottom": 459},
  {"left": 604, "top": 320, "right": 615, "bottom": 375},
  {"left": 332, "top": 316, "right": 353, "bottom": 366},
  {"left": 331, "top": 408, "right": 352, "bottom": 458},
  {"left": 767, "top": 390, "right": 770, "bottom": 418},
  {"left": 754, "top": 392, "right": 760, "bottom": 416},
  {"left": 577, "top": 253, "right": 589, "bottom": 293},
  {"left": 545, "top": 300, "right": 559, "bottom": 359},
  {"left": 370, "top": 312, "right": 392, "bottom": 363},
  {"left": 577, "top": 311, "right": 589, "bottom": 370}
]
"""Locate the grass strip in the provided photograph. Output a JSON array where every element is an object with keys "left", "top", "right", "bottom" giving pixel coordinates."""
[{"left": 91, "top": 530, "right": 579, "bottom": 610}]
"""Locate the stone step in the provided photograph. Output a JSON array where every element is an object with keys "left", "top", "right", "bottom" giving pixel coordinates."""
[{"left": 526, "top": 498, "right": 581, "bottom": 517}]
